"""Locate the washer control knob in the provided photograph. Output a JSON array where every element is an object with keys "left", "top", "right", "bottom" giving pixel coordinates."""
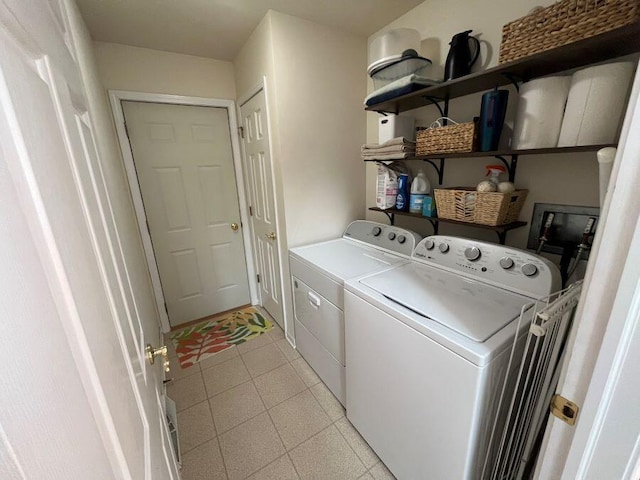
[
  {"left": 424, "top": 239, "right": 435, "bottom": 250},
  {"left": 522, "top": 263, "right": 538, "bottom": 277},
  {"left": 388, "top": 232, "right": 396, "bottom": 241},
  {"left": 499, "top": 257, "right": 515, "bottom": 270},
  {"left": 464, "top": 246, "right": 481, "bottom": 261},
  {"left": 372, "top": 227, "right": 382, "bottom": 237},
  {"left": 397, "top": 235, "right": 406, "bottom": 244},
  {"left": 439, "top": 243, "right": 450, "bottom": 253}
]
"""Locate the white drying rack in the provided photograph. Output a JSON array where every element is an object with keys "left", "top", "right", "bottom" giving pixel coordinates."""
[{"left": 482, "top": 281, "right": 583, "bottom": 480}]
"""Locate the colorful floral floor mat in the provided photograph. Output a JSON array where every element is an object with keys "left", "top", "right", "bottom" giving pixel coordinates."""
[{"left": 171, "top": 307, "right": 272, "bottom": 368}]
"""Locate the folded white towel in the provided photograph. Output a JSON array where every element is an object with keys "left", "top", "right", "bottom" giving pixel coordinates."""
[
  {"left": 362, "top": 151, "right": 414, "bottom": 161},
  {"left": 361, "top": 136, "right": 416, "bottom": 152},
  {"left": 362, "top": 145, "right": 415, "bottom": 155}
]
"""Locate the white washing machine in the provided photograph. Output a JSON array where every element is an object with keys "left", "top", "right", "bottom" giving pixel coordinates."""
[
  {"left": 344, "top": 235, "right": 561, "bottom": 480},
  {"left": 289, "top": 220, "right": 421, "bottom": 406}
]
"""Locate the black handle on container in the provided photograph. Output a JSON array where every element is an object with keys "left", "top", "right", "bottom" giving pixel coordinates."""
[{"left": 468, "top": 36, "right": 481, "bottom": 68}]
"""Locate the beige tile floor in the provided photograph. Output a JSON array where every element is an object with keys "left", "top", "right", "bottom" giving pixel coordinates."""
[{"left": 165, "top": 318, "right": 396, "bottom": 480}]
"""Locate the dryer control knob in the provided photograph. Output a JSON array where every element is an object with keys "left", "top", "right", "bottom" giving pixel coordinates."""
[
  {"left": 439, "top": 243, "right": 450, "bottom": 253},
  {"left": 397, "top": 235, "right": 406, "bottom": 244},
  {"left": 388, "top": 232, "right": 396, "bottom": 240},
  {"left": 372, "top": 227, "right": 382, "bottom": 236},
  {"left": 522, "top": 263, "right": 538, "bottom": 277},
  {"left": 424, "top": 239, "right": 435, "bottom": 250},
  {"left": 464, "top": 246, "right": 481, "bottom": 261},
  {"left": 499, "top": 257, "right": 515, "bottom": 270}
]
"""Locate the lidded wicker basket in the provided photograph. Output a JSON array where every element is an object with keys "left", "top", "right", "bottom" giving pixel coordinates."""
[{"left": 499, "top": 0, "right": 640, "bottom": 64}]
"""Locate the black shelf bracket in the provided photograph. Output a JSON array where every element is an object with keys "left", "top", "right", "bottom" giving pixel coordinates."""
[
  {"left": 425, "top": 217, "right": 439, "bottom": 234},
  {"left": 422, "top": 95, "right": 447, "bottom": 118},
  {"left": 378, "top": 210, "right": 440, "bottom": 233},
  {"left": 379, "top": 210, "right": 395, "bottom": 225},
  {"left": 424, "top": 158, "right": 445, "bottom": 185},
  {"left": 497, "top": 231, "right": 508, "bottom": 245},
  {"left": 494, "top": 154, "right": 518, "bottom": 182},
  {"left": 500, "top": 72, "right": 524, "bottom": 92}
]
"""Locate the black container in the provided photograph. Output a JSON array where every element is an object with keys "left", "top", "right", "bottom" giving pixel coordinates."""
[
  {"left": 444, "top": 30, "right": 480, "bottom": 81},
  {"left": 478, "top": 89, "right": 509, "bottom": 152}
]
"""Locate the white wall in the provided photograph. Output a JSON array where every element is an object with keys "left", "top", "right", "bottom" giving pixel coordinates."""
[
  {"left": 365, "top": 0, "right": 605, "bottom": 250},
  {"left": 93, "top": 41, "right": 236, "bottom": 99},
  {"left": 236, "top": 10, "right": 367, "bottom": 248},
  {"left": 269, "top": 11, "right": 367, "bottom": 247}
]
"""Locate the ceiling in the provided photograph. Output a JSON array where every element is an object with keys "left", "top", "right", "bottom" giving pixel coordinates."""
[{"left": 75, "top": 0, "right": 424, "bottom": 61}]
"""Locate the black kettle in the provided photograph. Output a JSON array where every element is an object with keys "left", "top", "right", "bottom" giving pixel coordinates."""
[{"left": 444, "top": 30, "right": 480, "bottom": 81}]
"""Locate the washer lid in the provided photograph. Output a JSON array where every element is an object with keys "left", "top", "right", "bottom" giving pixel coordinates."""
[
  {"left": 359, "top": 263, "right": 533, "bottom": 342},
  {"left": 290, "top": 239, "right": 407, "bottom": 282}
]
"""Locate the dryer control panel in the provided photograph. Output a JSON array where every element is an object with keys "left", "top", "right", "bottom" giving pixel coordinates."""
[
  {"left": 342, "top": 220, "right": 421, "bottom": 258},
  {"left": 413, "top": 236, "right": 561, "bottom": 298}
]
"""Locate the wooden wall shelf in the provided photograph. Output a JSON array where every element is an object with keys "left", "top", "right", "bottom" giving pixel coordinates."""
[
  {"left": 363, "top": 144, "right": 616, "bottom": 162},
  {"left": 366, "top": 23, "right": 640, "bottom": 114},
  {"left": 369, "top": 207, "right": 527, "bottom": 244},
  {"left": 366, "top": 144, "right": 615, "bottom": 184}
]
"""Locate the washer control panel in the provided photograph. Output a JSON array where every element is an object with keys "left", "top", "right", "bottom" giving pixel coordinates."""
[
  {"left": 342, "top": 220, "right": 422, "bottom": 257},
  {"left": 413, "top": 235, "right": 561, "bottom": 298}
]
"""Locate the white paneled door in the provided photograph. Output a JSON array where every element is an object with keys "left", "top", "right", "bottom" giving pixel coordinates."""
[
  {"left": 122, "top": 102, "right": 250, "bottom": 326},
  {"left": 0, "top": 1, "right": 176, "bottom": 479},
  {"left": 240, "top": 90, "right": 284, "bottom": 327}
]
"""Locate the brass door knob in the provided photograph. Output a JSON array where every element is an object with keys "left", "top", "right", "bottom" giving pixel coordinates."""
[
  {"left": 265, "top": 232, "right": 276, "bottom": 240},
  {"left": 146, "top": 344, "right": 170, "bottom": 373},
  {"left": 230, "top": 223, "right": 239, "bottom": 231}
]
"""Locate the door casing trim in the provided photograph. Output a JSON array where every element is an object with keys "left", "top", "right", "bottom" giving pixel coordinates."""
[{"left": 109, "top": 90, "right": 258, "bottom": 332}]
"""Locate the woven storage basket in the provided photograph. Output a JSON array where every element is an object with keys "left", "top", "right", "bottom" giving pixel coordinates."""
[
  {"left": 434, "top": 187, "right": 528, "bottom": 226},
  {"left": 416, "top": 121, "right": 477, "bottom": 155},
  {"left": 499, "top": 0, "right": 640, "bottom": 64}
]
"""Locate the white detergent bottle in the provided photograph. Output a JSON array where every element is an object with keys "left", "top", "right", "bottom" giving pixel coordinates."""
[{"left": 409, "top": 169, "right": 431, "bottom": 213}]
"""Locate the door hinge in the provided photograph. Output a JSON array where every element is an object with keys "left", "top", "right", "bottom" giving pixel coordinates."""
[
  {"left": 124, "top": 121, "right": 130, "bottom": 139},
  {"left": 163, "top": 301, "right": 169, "bottom": 315},
  {"left": 249, "top": 206, "right": 253, "bottom": 216},
  {"left": 550, "top": 394, "right": 579, "bottom": 426},
  {"left": 238, "top": 126, "right": 244, "bottom": 139},
  {"left": 145, "top": 219, "right": 151, "bottom": 235},
  {"left": 256, "top": 274, "right": 260, "bottom": 283}
]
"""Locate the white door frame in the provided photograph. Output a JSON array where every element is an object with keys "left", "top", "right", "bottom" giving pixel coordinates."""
[
  {"left": 109, "top": 91, "right": 258, "bottom": 332},
  {"left": 563, "top": 212, "right": 640, "bottom": 479},
  {"left": 535, "top": 62, "right": 640, "bottom": 478},
  {"left": 236, "top": 77, "right": 291, "bottom": 339}
]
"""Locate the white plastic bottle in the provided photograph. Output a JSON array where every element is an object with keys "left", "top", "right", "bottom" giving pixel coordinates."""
[{"left": 409, "top": 169, "right": 431, "bottom": 213}]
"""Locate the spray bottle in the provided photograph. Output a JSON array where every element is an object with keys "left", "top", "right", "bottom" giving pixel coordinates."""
[{"left": 477, "top": 164, "right": 515, "bottom": 193}]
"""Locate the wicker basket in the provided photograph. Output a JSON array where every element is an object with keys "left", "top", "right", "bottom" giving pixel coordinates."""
[
  {"left": 434, "top": 187, "right": 528, "bottom": 226},
  {"left": 499, "top": 0, "right": 640, "bottom": 64},
  {"left": 416, "top": 121, "right": 477, "bottom": 156}
]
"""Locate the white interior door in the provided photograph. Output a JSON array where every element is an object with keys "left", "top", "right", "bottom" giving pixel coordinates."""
[
  {"left": 0, "top": 1, "right": 177, "bottom": 478},
  {"left": 240, "top": 90, "right": 284, "bottom": 327},
  {"left": 122, "top": 101, "right": 251, "bottom": 326}
]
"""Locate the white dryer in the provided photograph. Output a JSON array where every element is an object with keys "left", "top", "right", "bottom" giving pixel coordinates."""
[
  {"left": 344, "top": 235, "right": 561, "bottom": 480},
  {"left": 289, "top": 220, "right": 421, "bottom": 406}
]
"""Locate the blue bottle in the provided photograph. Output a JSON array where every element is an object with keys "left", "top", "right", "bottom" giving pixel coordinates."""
[{"left": 396, "top": 174, "right": 410, "bottom": 211}]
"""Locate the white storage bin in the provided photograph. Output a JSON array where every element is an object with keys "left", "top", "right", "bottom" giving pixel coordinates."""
[
  {"left": 368, "top": 28, "right": 421, "bottom": 74},
  {"left": 371, "top": 57, "right": 433, "bottom": 90},
  {"left": 379, "top": 115, "right": 416, "bottom": 143}
]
